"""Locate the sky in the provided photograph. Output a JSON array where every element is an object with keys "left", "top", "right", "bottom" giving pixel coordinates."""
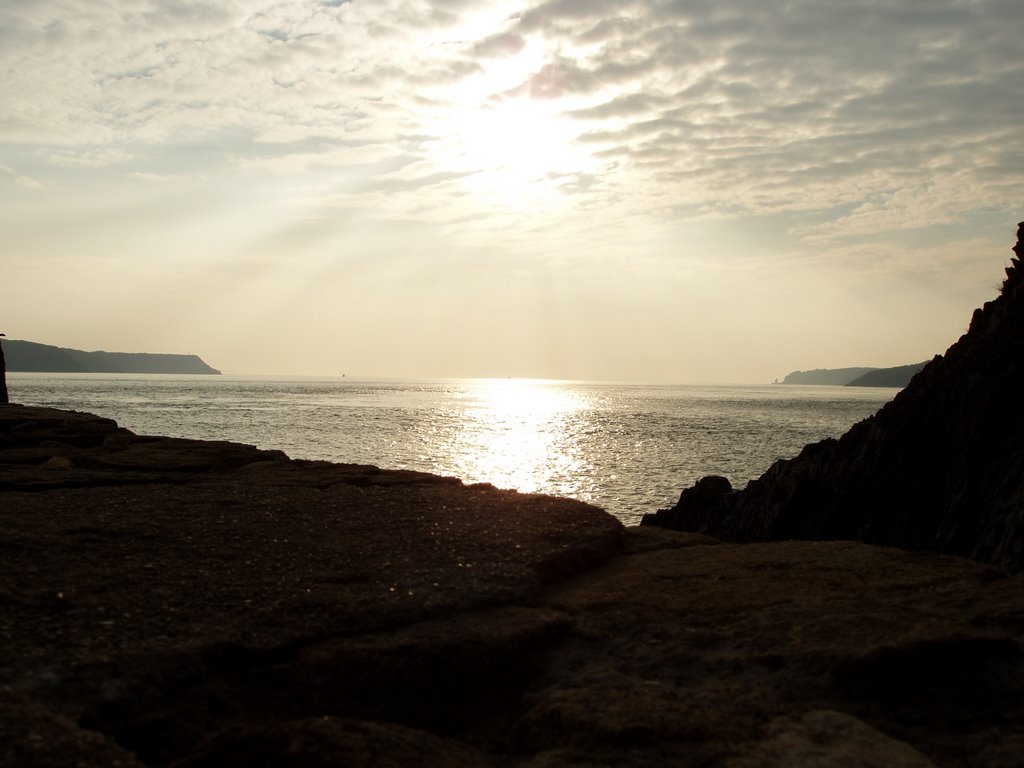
[{"left": 2, "top": 0, "right": 1022, "bottom": 383}]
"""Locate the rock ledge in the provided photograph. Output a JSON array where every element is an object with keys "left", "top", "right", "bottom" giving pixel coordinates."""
[{"left": 3, "top": 406, "right": 1024, "bottom": 766}]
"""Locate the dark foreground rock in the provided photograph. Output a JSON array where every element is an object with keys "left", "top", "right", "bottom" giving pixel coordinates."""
[
  {"left": 3, "top": 406, "right": 1024, "bottom": 766},
  {"left": 645, "top": 222, "right": 1024, "bottom": 574},
  {"left": 0, "top": 405, "right": 621, "bottom": 766}
]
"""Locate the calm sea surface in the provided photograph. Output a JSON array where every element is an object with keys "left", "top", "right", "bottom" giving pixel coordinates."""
[{"left": 7, "top": 374, "right": 897, "bottom": 525}]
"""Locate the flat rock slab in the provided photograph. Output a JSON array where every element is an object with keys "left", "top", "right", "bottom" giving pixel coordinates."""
[
  {"left": 0, "top": 405, "right": 622, "bottom": 765},
  {"left": 520, "top": 528, "right": 1024, "bottom": 767},
  {"left": 4, "top": 406, "right": 1024, "bottom": 767},
  {"left": 1, "top": 406, "right": 623, "bottom": 655}
]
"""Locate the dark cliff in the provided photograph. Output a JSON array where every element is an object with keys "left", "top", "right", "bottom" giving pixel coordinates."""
[
  {"left": 644, "top": 222, "right": 1024, "bottom": 574},
  {"left": 4, "top": 339, "right": 221, "bottom": 374}
]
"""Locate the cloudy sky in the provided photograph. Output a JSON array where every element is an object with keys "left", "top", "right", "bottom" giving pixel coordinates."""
[{"left": 2, "top": 0, "right": 1021, "bottom": 382}]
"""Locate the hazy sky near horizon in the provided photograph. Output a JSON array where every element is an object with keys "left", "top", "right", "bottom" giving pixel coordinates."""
[{"left": 2, "top": 0, "right": 1022, "bottom": 382}]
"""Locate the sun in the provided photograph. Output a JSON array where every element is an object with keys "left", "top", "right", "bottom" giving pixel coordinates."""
[
  {"left": 423, "top": 41, "right": 599, "bottom": 204},
  {"left": 451, "top": 97, "right": 574, "bottom": 187}
]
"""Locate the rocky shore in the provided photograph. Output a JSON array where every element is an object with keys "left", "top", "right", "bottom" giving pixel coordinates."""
[
  {"left": 6, "top": 224, "right": 1024, "bottom": 766},
  {"left": 3, "top": 403, "right": 1024, "bottom": 767}
]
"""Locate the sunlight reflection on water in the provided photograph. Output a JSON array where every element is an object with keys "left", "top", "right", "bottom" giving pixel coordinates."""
[{"left": 445, "top": 379, "right": 590, "bottom": 495}]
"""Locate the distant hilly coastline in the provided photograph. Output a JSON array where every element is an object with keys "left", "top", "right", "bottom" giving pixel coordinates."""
[
  {"left": 3, "top": 339, "right": 221, "bottom": 375},
  {"left": 778, "top": 362, "right": 927, "bottom": 387}
]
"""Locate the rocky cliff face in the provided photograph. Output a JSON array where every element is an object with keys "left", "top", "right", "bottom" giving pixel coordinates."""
[{"left": 644, "top": 222, "right": 1024, "bottom": 574}]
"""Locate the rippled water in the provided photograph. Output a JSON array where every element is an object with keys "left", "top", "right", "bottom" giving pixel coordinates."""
[{"left": 8, "top": 374, "right": 897, "bottom": 525}]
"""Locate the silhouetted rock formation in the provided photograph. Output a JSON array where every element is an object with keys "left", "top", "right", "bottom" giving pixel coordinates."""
[
  {"left": 644, "top": 222, "right": 1024, "bottom": 574},
  {"left": 3, "top": 339, "right": 221, "bottom": 374},
  {"left": 846, "top": 362, "right": 927, "bottom": 387},
  {"left": 777, "top": 362, "right": 926, "bottom": 388},
  {"left": 778, "top": 366, "right": 876, "bottom": 385}
]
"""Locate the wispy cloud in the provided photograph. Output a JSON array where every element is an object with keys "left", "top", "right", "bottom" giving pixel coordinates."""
[
  {"left": 2, "top": 0, "right": 1018, "bottom": 238},
  {"left": 0, "top": 163, "right": 43, "bottom": 189},
  {"left": 473, "top": 31, "right": 526, "bottom": 58}
]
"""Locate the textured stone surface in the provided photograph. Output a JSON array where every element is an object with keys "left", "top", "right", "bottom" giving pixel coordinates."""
[
  {"left": 0, "top": 405, "right": 621, "bottom": 766},
  {"left": 644, "top": 222, "right": 1024, "bottom": 574},
  {"left": 3, "top": 407, "right": 1024, "bottom": 766},
  {"left": 520, "top": 529, "right": 1024, "bottom": 767},
  {"left": 725, "top": 710, "right": 938, "bottom": 768}
]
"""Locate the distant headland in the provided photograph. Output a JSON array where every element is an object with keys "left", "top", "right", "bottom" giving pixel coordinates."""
[
  {"left": 2, "top": 339, "right": 221, "bottom": 375},
  {"left": 777, "top": 362, "right": 927, "bottom": 387}
]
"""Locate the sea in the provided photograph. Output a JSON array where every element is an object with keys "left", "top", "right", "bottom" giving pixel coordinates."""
[{"left": 6, "top": 374, "right": 898, "bottom": 525}]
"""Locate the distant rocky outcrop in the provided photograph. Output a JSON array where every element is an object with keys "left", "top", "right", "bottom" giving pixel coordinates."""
[
  {"left": 778, "top": 362, "right": 926, "bottom": 387},
  {"left": 846, "top": 362, "right": 927, "bottom": 387},
  {"left": 645, "top": 222, "right": 1024, "bottom": 574},
  {"left": 778, "top": 366, "right": 876, "bottom": 385},
  {"left": 4, "top": 339, "right": 220, "bottom": 374}
]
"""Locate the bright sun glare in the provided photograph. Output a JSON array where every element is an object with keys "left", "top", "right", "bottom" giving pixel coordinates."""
[
  {"left": 454, "top": 98, "right": 574, "bottom": 187},
  {"left": 424, "top": 32, "right": 599, "bottom": 205}
]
